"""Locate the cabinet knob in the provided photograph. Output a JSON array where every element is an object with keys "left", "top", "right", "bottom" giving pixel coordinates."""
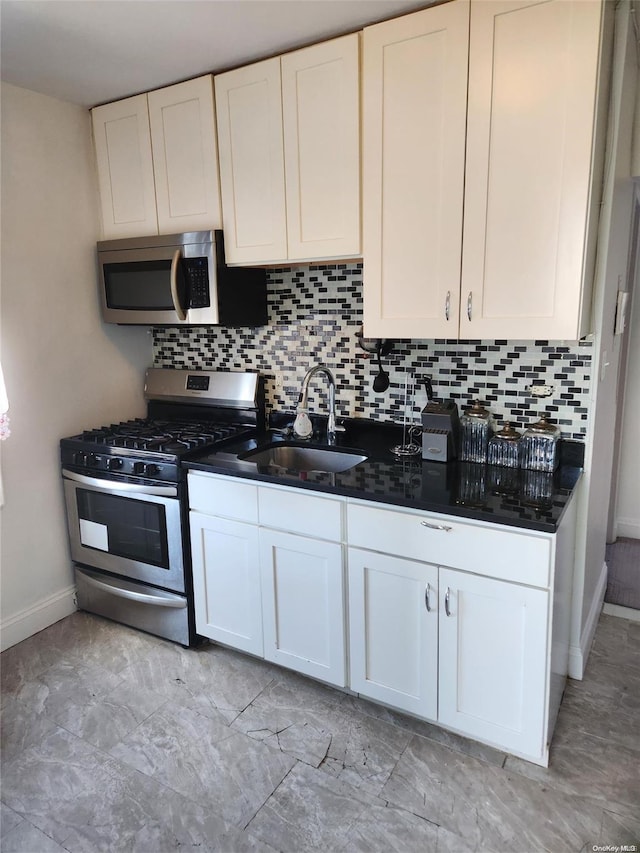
[{"left": 420, "top": 520, "right": 452, "bottom": 532}]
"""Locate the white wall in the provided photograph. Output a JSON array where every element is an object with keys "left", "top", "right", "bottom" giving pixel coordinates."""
[
  {"left": 614, "top": 205, "right": 640, "bottom": 538},
  {"left": 570, "top": 2, "right": 638, "bottom": 677},
  {"left": 0, "top": 83, "right": 152, "bottom": 650}
]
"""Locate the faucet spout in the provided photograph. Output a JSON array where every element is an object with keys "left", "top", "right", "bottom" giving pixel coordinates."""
[{"left": 293, "top": 365, "right": 340, "bottom": 442}]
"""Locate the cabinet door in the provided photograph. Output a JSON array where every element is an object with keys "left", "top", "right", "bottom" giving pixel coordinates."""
[
  {"left": 259, "top": 529, "right": 345, "bottom": 686},
  {"left": 189, "top": 511, "right": 263, "bottom": 656},
  {"left": 348, "top": 549, "right": 438, "bottom": 719},
  {"left": 282, "top": 34, "right": 361, "bottom": 261},
  {"left": 215, "top": 59, "right": 288, "bottom": 264},
  {"left": 92, "top": 94, "right": 158, "bottom": 239},
  {"left": 462, "top": 0, "right": 603, "bottom": 340},
  {"left": 148, "top": 76, "right": 221, "bottom": 235},
  {"left": 438, "top": 568, "right": 548, "bottom": 759},
  {"left": 362, "top": 0, "right": 469, "bottom": 339}
]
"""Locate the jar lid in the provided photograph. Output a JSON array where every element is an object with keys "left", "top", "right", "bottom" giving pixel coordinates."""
[
  {"left": 493, "top": 422, "right": 522, "bottom": 441},
  {"left": 464, "top": 400, "right": 492, "bottom": 420},
  {"left": 526, "top": 416, "right": 560, "bottom": 437}
]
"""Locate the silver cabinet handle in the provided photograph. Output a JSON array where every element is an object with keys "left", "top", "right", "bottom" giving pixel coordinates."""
[
  {"left": 170, "top": 247, "right": 187, "bottom": 321},
  {"left": 445, "top": 587, "right": 451, "bottom": 617},
  {"left": 467, "top": 291, "right": 472, "bottom": 321},
  {"left": 425, "top": 582, "right": 432, "bottom": 612},
  {"left": 420, "top": 520, "right": 452, "bottom": 532},
  {"left": 445, "top": 291, "right": 450, "bottom": 321}
]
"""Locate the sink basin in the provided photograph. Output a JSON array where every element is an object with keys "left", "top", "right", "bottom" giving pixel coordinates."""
[{"left": 241, "top": 444, "right": 368, "bottom": 474}]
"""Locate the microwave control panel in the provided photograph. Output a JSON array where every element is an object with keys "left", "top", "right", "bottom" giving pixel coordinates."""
[{"left": 184, "top": 257, "right": 210, "bottom": 308}]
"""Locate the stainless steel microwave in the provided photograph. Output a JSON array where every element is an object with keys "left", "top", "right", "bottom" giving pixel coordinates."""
[{"left": 97, "top": 230, "right": 267, "bottom": 326}]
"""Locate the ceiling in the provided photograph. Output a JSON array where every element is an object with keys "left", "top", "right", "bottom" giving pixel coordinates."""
[{"left": 0, "top": 0, "right": 431, "bottom": 109}]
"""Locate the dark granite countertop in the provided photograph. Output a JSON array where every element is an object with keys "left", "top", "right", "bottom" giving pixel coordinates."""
[{"left": 184, "top": 416, "right": 583, "bottom": 533}]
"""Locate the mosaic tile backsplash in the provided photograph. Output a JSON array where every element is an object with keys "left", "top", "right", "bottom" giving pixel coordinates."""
[{"left": 153, "top": 264, "right": 593, "bottom": 441}]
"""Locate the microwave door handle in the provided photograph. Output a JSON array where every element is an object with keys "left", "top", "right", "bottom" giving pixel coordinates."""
[{"left": 170, "top": 248, "right": 187, "bottom": 321}]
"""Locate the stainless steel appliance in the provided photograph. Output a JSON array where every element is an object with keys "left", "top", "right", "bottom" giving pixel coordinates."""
[
  {"left": 61, "top": 368, "right": 264, "bottom": 645},
  {"left": 97, "top": 230, "right": 267, "bottom": 326}
]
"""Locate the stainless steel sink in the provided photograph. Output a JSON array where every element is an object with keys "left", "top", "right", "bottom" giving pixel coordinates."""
[{"left": 241, "top": 444, "right": 368, "bottom": 473}]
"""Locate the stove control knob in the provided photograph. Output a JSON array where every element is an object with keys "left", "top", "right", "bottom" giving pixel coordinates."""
[
  {"left": 133, "top": 462, "right": 147, "bottom": 476},
  {"left": 87, "top": 454, "right": 99, "bottom": 467},
  {"left": 145, "top": 464, "right": 161, "bottom": 477},
  {"left": 73, "top": 451, "right": 87, "bottom": 467},
  {"left": 107, "top": 458, "right": 123, "bottom": 471}
]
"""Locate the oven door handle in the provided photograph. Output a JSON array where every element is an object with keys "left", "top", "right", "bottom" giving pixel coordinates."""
[
  {"left": 170, "top": 248, "right": 188, "bottom": 321},
  {"left": 81, "top": 571, "right": 187, "bottom": 608},
  {"left": 62, "top": 468, "right": 178, "bottom": 497}
]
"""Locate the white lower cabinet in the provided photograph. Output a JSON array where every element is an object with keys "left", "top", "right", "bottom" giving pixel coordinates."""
[
  {"left": 437, "top": 568, "right": 548, "bottom": 759},
  {"left": 189, "top": 511, "right": 263, "bottom": 657},
  {"left": 260, "top": 530, "right": 345, "bottom": 686},
  {"left": 188, "top": 472, "right": 346, "bottom": 687},
  {"left": 348, "top": 549, "right": 438, "bottom": 719},
  {"left": 188, "top": 472, "right": 576, "bottom": 765}
]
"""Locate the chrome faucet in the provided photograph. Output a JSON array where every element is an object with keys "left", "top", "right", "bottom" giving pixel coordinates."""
[{"left": 293, "top": 365, "right": 343, "bottom": 443}]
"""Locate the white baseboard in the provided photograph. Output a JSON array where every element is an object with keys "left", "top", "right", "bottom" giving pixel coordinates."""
[
  {"left": 616, "top": 519, "right": 640, "bottom": 539},
  {"left": 568, "top": 560, "right": 607, "bottom": 680},
  {"left": 603, "top": 602, "right": 640, "bottom": 621},
  {"left": 0, "top": 585, "right": 77, "bottom": 652}
]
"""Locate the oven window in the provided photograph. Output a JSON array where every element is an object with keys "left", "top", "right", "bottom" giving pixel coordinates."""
[
  {"left": 104, "top": 261, "right": 174, "bottom": 310},
  {"left": 76, "top": 490, "right": 170, "bottom": 569}
]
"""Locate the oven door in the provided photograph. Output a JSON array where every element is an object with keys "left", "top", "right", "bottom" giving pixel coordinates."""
[{"left": 62, "top": 469, "right": 186, "bottom": 593}]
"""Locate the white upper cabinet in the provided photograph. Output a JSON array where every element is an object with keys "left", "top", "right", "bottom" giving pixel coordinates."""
[
  {"left": 215, "top": 58, "right": 288, "bottom": 264},
  {"left": 215, "top": 35, "right": 361, "bottom": 265},
  {"left": 462, "top": 0, "right": 604, "bottom": 340},
  {"left": 148, "top": 76, "right": 221, "bottom": 235},
  {"left": 282, "top": 34, "right": 361, "bottom": 261},
  {"left": 92, "top": 94, "right": 158, "bottom": 239},
  {"left": 92, "top": 75, "right": 221, "bottom": 239},
  {"left": 362, "top": 0, "right": 469, "bottom": 339},
  {"left": 362, "top": 0, "right": 606, "bottom": 341}
]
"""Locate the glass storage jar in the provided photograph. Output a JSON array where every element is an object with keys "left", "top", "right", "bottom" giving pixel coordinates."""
[
  {"left": 487, "top": 422, "right": 522, "bottom": 468},
  {"left": 459, "top": 401, "right": 494, "bottom": 463},
  {"left": 521, "top": 416, "right": 560, "bottom": 472}
]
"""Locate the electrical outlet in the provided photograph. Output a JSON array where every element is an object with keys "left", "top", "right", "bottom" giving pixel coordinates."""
[{"left": 528, "top": 384, "right": 554, "bottom": 398}]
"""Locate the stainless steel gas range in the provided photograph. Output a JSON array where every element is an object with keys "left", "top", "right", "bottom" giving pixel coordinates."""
[{"left": 60, "top": 368, "right": 264, "bottom": 646}]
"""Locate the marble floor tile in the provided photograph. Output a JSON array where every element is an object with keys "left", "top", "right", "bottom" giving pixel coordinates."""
[
  {"left": 171, "top": 642, "right": 277, "bottom": 724},
  {"left": 1, "top": 696, "right": 60, "bottom": 765},
  {"left": 344, "top": 694, "right": 508, "bottom": 768},
  {"left": 2, "top": 610, "right": 638, "bottom": 853},
  {"left": 247, "top": 761, "right": 376, "bottom": 852},
  {"left": 231, "top": 669, "right": 411, "bottom": 795},
  {"left": 0, "top": 803, "right": 25, "bottom": 837},
  {"left": 1, "top": 724, "right": 277, "bottom": 853},
  {"left": 381, "top": 733, "right": 603, "bottom": 852},
  {"left": 109, "top": 700, "right": 295, "bottom": 828},
  {"left": 1, "top": 820, "right": 69, "bottom": 852}
]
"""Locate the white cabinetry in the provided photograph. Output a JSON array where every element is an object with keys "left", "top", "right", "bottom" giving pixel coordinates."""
[
  {"left": 92, "top": 76, "right": 221, "bottom": 239},
  {"left": 215, "top": 34, "right": 360, "bottom": 265},
  {"left": 348, "top": 549, "right": 438, "bottom": 719},
  {"left": 188, "top": 470, "right": 576, "bottom": 765},
  {"left": 362, "top": 0, "right": 606, "bottom": 341},
  {"left": 362, "top": 0, "right": 468, "bottom": 339},
  {"left": 188, "top": 472, "right": 347, "bottom": 687},
  {"left": 437, "top": 568, "right": 548, "bottom": 758},
  {"left": 347, "top": 498, "right": 574, "bottom": 765}
]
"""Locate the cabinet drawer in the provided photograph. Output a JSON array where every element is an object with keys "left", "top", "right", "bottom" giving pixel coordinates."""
[
  {"left": 188, "top": 472, "right": 258, "bottom": 523},
  {"left": 258, "top": 485, "right": 343, "bottom": 541},
  {"left": 347, "top": 502, "right": 551, "bottom": 587}
]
